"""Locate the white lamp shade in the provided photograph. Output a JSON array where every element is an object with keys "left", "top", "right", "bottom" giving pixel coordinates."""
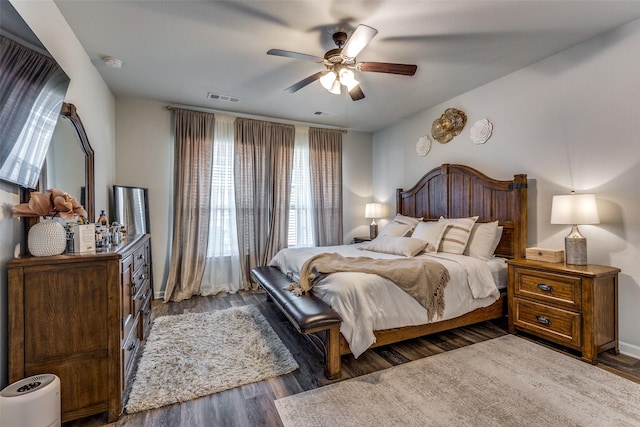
[
  {"left": 364, "top": 203, "right": 383, "bottom": 219},
  {"left": 320, "top": 71, "right": 336, "bottom": 90},
  {"left": 550, "top": 193, "right": 600, "bottom": 225}
]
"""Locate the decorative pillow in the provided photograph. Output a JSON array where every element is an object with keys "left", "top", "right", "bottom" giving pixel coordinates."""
[
  {"left": 392, "top": 214, "right": 423, "bottom": 228},
  {"left": 464, "top": 221, "right": 500, "bottom": 260},
  {"left": 491, "top": 226, "right": 504, "bottom": 256},
  {"left": 411, "top": 221, "right": 449, "bottom": 252},
  {"left": 437, "top": 216, "right": 479, "bottom": 254},
  {"left": 358, "top": 236, "right": 427, "bottom": 257},
  {"left": 378, "top": 221, "right": 413, "bottom": 237}
]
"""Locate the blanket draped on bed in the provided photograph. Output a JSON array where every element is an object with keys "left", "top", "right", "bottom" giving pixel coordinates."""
[{"left": 287, "top": 253, "right": 450, "bottom": 321}]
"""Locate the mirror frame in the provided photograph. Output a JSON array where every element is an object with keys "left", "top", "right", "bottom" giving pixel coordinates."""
[{"left": 60, "top": 102, "right": 95, "bottom": 221}]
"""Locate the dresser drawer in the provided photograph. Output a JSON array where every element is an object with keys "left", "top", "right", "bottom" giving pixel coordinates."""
[
  {"left": 132, "top": 243, "right": 148, "bottom": 272},
  {"left": 512, "top": 298, "right": 581, "bottom": 349},
  {"left": 513, "top": 268, "right": 581, "bottom": 310},
  {"left": 140, "top": 290, "right": 153, "bottom": 341},
  {"left": 122, "top": 324, "right": 140, "bottom": 386},
  {"left": 134, "top": 284, "right": 151, "bottom": 316},
  {"left": 132, "top": 265, "right": 150, "bottom": 297}
]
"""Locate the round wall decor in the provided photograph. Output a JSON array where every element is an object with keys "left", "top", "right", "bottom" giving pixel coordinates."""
[{"left": 416, "top": 135, "right": 431, "bottom": 156}]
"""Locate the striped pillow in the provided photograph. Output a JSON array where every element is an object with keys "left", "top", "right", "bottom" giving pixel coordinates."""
[{"left": 437, "top": 216, "right": 479, "bottom": 254}]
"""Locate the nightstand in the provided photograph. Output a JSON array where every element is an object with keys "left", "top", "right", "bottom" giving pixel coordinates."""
[
  {"left": 353, "top": 236, "right": 372, "bottom": 243},
  {"left": 507, "top": 258, "right": 620, "bottom": 364}
]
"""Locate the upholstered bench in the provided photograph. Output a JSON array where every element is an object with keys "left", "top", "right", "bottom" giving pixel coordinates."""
[{"left": 250, "top": 266, "right": 342, "bottom": 379}]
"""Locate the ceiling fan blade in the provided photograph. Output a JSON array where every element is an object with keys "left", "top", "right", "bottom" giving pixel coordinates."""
[
  {"left": 349, "top": 85, "right": 365, "bottom": 101},
  {"left": 267, "top": 49, "right": 323, "bottom": 63},
  {"left": 341, "top": 24, "right": 378, "bottom": 58},
  {"left": 357, "top": 62, "right": 417, "bottom": 76},
  {"left": 285, "top": 71, "right": 329, "bottom": 93}
]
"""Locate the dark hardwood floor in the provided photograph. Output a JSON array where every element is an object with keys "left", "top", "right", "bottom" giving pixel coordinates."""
[{"left": 65, "top": 291, "right": 640, "bottom": 427}]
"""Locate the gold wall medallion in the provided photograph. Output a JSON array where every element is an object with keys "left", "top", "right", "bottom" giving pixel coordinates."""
[{"left": 431, "top": 108, "right": 467, "bottom": 144}]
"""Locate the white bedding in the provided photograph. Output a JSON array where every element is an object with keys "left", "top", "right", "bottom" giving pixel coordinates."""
[{"left": 269, "top": 244, "right": 504, "bottom": 358}]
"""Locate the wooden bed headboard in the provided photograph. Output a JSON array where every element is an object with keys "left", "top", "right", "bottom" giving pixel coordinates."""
[{"left": 396, "top": 164, "right": 527, "bottom": 259}]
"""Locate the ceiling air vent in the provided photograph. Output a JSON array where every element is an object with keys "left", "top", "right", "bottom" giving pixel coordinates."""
[
  {"left": 314, "top": 111, "right": 338, "bottom": 117},
  {"left": 207, "top": 92, "right": 240, "bottom": 103}
]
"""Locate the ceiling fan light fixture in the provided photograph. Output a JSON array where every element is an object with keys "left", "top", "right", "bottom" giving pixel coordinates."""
[
  {"left": 339, "top": 68, "right": 359, "bottom": 91},
  {"left": 319, "top": 71, "right": 336, "bottom": 90},
  {"left": 329, "top": 79, "right": 341, "bottom": 94}
]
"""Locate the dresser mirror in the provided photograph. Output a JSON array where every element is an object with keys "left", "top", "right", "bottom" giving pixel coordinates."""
[{"left": 40, "top": 103, "right": 95, "bottom": 221}]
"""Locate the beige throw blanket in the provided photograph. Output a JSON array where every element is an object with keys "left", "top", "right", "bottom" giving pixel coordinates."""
[{"left": 287, "top": 253, "right": 450, "bottom": 321}]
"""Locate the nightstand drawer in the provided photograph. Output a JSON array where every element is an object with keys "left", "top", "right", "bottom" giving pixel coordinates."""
[
  {"left": 512, "top": 298, "right": 581, "bottom": 348},
  {"left": 513, "top": 268, "right": 581, "bottom": 310}
]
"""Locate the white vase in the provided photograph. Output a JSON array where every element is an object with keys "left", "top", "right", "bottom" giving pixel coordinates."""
[{"left": 28, "top": 219, "right": 67, "bottom": 256}]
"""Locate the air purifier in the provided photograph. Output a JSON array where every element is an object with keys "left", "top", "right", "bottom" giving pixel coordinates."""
[{"left": 0, "top": 374, "right": 60, "bottom": 427}]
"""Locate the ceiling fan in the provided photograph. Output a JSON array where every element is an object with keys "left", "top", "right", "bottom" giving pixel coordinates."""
[{"left": 267, "top": 24, "right": 417, "bottom": 101}]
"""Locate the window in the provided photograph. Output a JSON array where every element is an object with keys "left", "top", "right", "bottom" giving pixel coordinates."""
[
  {"left": 288, "top": 126, "right": 314, "bottom": 247},
  {"left": 208, "top": 122, "right": 314, "bottom": 256}
]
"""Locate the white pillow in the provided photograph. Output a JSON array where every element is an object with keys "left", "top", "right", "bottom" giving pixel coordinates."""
[
  {"left": 437, "top": 216, "right": 479, "bottom": 254},
  {"left": 464, "top": 221, "right": 500, "bottom": 260},
  {"left": 378, "top": 221, "right": 413, "bottom": 237},
  {"left": 411, "top": 221, "right": 449, "bottom": 252},
  {"left": 392, "top": 214, "right": 422, "bottom": 228},
  {"left": 491, "top": 226, "right": 504, "bottom": 256},
  {"left": 358, "top": 236, "right": 427, "bottom": 257}
]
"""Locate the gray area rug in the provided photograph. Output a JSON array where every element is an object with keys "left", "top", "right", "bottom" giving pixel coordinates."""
[
  {"left": 276, "top": 335, "right": 640, "bottom": 426},
  {"left": 126, "top": 305, "right": 298, "bottom": 413}
]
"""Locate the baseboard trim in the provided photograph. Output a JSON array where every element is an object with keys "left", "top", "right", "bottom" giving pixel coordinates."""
[{"left": 619, "top": 341, "right": 640, "bottom": 360}]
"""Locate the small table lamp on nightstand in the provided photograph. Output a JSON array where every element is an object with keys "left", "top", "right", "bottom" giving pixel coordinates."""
[
  {"left": 550, "top": 191, "right": 600, "bottom": 265},
  {"left": 364, "top": 203, "right": 383, "bottom": 239}
]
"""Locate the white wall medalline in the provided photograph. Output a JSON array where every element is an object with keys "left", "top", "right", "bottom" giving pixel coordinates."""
[{"left": 373, "top": 19, "right": 640, "bottom": 358}]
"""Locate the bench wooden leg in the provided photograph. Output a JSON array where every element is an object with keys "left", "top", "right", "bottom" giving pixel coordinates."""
[{"left": 324, "top": 325, "right": 341, "bottom": 380}]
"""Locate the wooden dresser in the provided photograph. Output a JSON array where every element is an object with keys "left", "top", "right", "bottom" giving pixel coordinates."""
[
  {"left": 7, "top": 234, "right": 153, "bottom": 423},
  {"left": 507, "top": 258, "right": 619, "bottom": 363}
]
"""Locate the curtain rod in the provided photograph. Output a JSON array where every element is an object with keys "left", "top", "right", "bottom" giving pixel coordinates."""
[{"left": 163, "top": 103, "right": 348, "bottom": 133}]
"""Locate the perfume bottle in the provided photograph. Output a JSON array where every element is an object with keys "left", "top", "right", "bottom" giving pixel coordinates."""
[{"left": 97, "top": 210, "right": 109, "bottom": 226}]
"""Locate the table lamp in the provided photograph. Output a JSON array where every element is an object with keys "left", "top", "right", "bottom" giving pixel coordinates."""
[
  {"left": 364, "top": 203, "right": 383, "bottom": 239},
  {"left": 550, "top": 192, "right": 599, "bottom": 265}
]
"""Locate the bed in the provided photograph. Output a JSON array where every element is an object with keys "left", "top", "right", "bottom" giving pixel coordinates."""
[{"left": 252, "top": 163, "right": 527, "bottom": 379}]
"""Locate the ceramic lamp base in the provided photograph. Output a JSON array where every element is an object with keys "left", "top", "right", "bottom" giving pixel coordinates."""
[
  {"left": 565, "top": 225, "right": 587, "bottom": 265},
  {"left": 369, "top": 223, "right": 378, "bottom": 240}
]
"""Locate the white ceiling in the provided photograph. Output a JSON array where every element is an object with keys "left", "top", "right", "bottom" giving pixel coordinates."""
[{"left": 54, "top": 0, "right": 640, "bottom": 132}]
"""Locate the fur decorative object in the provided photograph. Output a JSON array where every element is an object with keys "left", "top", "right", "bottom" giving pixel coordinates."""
[
  {"left": 470, "top": 118, "right": 493, "bottom": 144},
  {"left": 125, "top": 305, "right": 298, "bottom": 414},
  {"left": 431, "top": 108, "right": 467, "bottom": 144}
]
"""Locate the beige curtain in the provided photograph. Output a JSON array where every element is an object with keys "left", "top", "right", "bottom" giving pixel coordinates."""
[
  {"left": 234, "top": 117, "right": 295, "bottom": 288},
  {"left": 309, "top": 127, "right": 343, "bottom": 246},
  {"left": 164, "top": 109, "right": 214, "bottom": 302}
]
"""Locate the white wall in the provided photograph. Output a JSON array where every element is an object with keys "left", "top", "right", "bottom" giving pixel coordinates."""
[
  {"left": 0, "top": 0, "right": 115, "bottom": 388},
  {"left": 373, "top": 19, "right": 640, "bottom": 358},
  {"left": 115, "top": 99, "right": 173, "bottom": 298},
  {"left": 115, "top": 98, "right": 373, "bottom": 298}
]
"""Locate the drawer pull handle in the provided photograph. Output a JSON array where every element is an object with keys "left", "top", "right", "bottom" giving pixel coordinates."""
[
  {"left": 131, "top": 285, "right": 137, "bottom": 295},
  {"left": 139, "top": 293, "right": 148, "bottom": 301},
  {"left": 138, "top": 254, "right": 144, "bottom": 259},
  {"left": 536, "top": 315, "right": 551, "bottom": 325},
  {"left": 127, "top": 342, "right": 136, "bottom": 352},
  {"left": 139, "top": 274, "right": 146, "bottom": 281},
  {"left": 537, "top": 283, "right": 554, "bottom": 292}
]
